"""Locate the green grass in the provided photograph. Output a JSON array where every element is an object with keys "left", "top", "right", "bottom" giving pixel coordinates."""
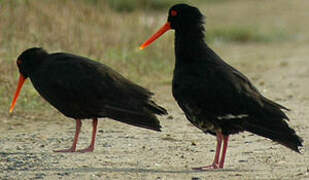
[
  {"left": 100, "top": 0, "right": 222, "bottom": 12},
  {"left": 206, "top": 26, "right": 289, "bottom": 43}
]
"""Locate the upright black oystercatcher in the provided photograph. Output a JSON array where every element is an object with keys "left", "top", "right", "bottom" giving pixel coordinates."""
[
  {"left": 10, "top": 47, "right": 167, "bottom": 153},
  {"left": 140, "top": 4, "right": 303, "bottom": 169}
]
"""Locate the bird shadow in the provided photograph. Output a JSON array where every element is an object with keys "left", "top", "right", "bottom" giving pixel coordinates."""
[
  {"left": 0, "top": 151, "right": 253, "bottom": 174},
  {"left": 3, "top": 167, "right": 252, "bottom": 174}
]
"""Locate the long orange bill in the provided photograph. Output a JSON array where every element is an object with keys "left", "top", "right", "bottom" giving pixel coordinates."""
[
  {"left": 9, "top": 74, "right": 26, "bottom": 113},
  {"left": 139, "top": 22, "right": 171, "bottom": 50}
]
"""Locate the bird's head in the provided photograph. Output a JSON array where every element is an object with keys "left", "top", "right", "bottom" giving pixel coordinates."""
[
  {"left": 10, "top": 47, "right": 48, "bottom": 113},
  {"left": 140, "top": 4, "right": 204, "bottom": 50},
  {"left": 16, "top": 47, "right": 48, "bottom": 78},
  {"left": 168, "top": 4, "right": 204, "bottom": 31}
]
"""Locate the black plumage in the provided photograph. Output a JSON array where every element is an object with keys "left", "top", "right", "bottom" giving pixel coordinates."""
[
  {"left": 10, "top": 47, "right": 167, "bottom": 152},
  {"left": 140, "top": 3, "right": 303, "bottom": 169}
]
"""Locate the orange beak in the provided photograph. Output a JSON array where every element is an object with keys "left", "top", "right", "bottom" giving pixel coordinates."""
[
  {"left": 139, "top": 22, "right": 171, "bottom": 50},
  {"left": 9, "top": 74, "right": 26, "bottom": 113}
]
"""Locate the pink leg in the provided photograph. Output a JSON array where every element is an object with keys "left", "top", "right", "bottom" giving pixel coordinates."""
[
  {"left": 219, "top": 135, "right": 229, "bottom": 168},
  {"left": 54, "top": 119, "right": 82, "bottom": 153},
  {"left": 77, "top": 118, "right": 98, "bottom": 153},
  {"left": 193, "top": 132, "right": 223, "bottom": 170}
]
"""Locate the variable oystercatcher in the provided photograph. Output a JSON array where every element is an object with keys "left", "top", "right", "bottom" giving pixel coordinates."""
[
  {"left": 10, "top": 47, "right": 167, "bottom": 153},
  {"left": 140, "top": 4, "right": 303, "bottom": 169}
]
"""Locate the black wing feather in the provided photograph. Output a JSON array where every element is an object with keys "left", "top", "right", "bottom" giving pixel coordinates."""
[{"left": 30, "top": 53, "right": 166, "bottom": 131}]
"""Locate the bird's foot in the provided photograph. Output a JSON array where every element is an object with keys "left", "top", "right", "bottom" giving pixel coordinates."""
[
  {"left": 53, "top": 147, "right": 76, "bottom": 153},
  {"left": 76, "top": 146, "right": 94, "bottom": 153},
  {"left": 192, "top": 163, "right": 220, "bottom": 171}
]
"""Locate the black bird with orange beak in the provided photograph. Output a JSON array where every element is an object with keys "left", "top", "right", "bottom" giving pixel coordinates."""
[
  {"left": 10, "top": 47, "right": 167, "bottom": 153},
  {"left": 140, "top": 4, "right": 303, "bottom": 170}
]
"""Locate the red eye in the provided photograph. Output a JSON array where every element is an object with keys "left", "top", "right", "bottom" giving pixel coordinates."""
[
  {"left": 17, "top": 59, "right": 22, "bottom": 65},
  {"left": 171, "top": 10, "right": 178, "bottom": 17}
]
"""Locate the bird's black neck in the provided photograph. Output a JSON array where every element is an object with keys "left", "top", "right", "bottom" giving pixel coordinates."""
[{"left": 174, "top": 25, "right": 208, "bottom": 65}]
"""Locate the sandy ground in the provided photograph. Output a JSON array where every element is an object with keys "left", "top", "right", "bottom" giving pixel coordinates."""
[{"left": 1, "top": 48, "right": 309, "bottom": 180}]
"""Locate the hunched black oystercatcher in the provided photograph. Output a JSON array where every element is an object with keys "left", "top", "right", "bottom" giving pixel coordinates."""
[
  {"left": 10, "top": 47, "right": 167, "bottom": 153},
  {"left": 140, "top": 4, "right": 303, "bottom": 169}
]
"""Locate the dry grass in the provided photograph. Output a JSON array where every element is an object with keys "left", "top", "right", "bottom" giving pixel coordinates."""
[{"left": 0, "top": 0, "right": 308, "bottom": 119}]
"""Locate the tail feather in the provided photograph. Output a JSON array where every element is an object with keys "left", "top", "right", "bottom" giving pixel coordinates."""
[
  {"left": 105, "top": 109, "right": 162, "bottom": 131},
  {"left": 262, "top": 97, "right": 290, "bottom": 120},
  {"left": 102, "top": 102, "right": 167, "bottom": 131},
  {"left": 243, "top": 119, "right": 303, "bottom": 153},
  {"left": 146, "top": 100, "right": 168, "bottom": 115},
  {"left": 262, "top": 97, "right": 290, "bottom": 111}
]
